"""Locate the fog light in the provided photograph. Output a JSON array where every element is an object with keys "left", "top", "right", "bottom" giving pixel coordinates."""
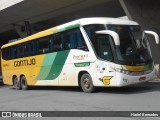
[{"left": 123, "top": 78, "right": 128, "bottom": 83}]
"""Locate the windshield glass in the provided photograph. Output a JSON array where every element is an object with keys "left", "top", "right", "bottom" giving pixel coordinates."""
[
  {"left": 83, "top": 24, "right": 153, "bottom": 65},
  {"left": 107, "top": 25, "right": 152, "bottom": 65}
]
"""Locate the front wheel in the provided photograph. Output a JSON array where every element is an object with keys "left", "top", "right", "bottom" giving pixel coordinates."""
[
  {"left": 80, "top": 73, "right": 95, "bottom": 93},
  {"left": 21, "top": 76, "right": 29, "bottom": 90}
]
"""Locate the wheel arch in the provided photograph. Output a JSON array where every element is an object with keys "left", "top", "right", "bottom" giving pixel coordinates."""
[
  {"left": 78, "top": 71, "right": 90, "bottom": 86},
  {"left": 12, "top": 75, "right": 17, "bottom": 85},
  {"left": 20, "top": 74, "right": 25, "bottom": 80}
]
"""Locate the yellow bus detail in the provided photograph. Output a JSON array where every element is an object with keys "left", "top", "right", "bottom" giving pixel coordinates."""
[
  {"left": 102, "top": 76, "right": 113, "bottom": 85},
  {"left": 2, "top": 55, "right": 45, "bottom": 85}
]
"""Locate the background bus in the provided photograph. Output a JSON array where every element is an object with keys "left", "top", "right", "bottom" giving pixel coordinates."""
[{"left": 1, "top": 18, "right": 159, "bottom": 92}]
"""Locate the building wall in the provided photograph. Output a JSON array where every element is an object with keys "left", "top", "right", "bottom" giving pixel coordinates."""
[{"left": 0, "top": 0, "right": 24, "bottom": 11}]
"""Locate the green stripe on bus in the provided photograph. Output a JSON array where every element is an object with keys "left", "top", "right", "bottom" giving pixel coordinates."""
[
  {"left": 65, "top": 24, "right": 80, "bottom": 30},
  {"left": 74, "top": 62, "right": 90, "bottom": 67},
  {"left": 54, "top": 24, "right": 80, "bottom": 33},
  {"left": 36, "top": 50, "right": 70, "bottom": 80},
  {"left": 45, "top": 50, "right": 70, "bottom": 80},
  {"left": 36, "top": 53, "right": 57, "bottom": 80}
]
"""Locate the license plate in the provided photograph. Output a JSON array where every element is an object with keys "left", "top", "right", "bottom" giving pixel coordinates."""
[{"left": 139, "top": 77, "right": 146, "bottom": 81}]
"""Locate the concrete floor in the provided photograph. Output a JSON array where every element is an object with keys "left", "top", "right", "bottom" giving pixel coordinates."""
[{"left": 0, "top": 80, "right": 160, "bottom": 120}]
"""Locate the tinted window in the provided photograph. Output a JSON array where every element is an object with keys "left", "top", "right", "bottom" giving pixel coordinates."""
[
  {"left": 2, "top": 48, "right": 9, "bottom": 60},
  {"left": 53, "top": 34, "right": 64, "bottom": 51},
  {"left": 66, "top": 29, "right": 88, "bottom": 51},
  {"left": 24, "top": 43, "right": 30, "bottom": 56},
  {"left": 1, "top": 27, "right": 88, "bottom": 60},
  {"left": 17, "top": 45, "right": 24, "bottom": 58},
  {"left": 38, "top": 37, "right": 49, "bottom": 53},
  {"left": 98, "top": 35, "right": 114, "bottom": 61}
]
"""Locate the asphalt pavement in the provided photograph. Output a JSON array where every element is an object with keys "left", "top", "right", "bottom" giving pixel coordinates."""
[{"left": 0, "top": 80, "right": 160, "bottom": 120}]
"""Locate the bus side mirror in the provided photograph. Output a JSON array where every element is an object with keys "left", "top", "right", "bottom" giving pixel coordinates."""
[
  {"left": 95, "top": 30, "right": 120, "bottom": 46},
  {"left": 144, "top": 31, "right": 159, "bottom": 44}
]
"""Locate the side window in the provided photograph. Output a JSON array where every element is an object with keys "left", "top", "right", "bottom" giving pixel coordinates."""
[
  {"left": 10, "top": 47, "right": 15, "bottom": 59},
  {"left": 38, "top": 37, "right": 49, "bottom": 53},
  {"left": 14, "top": 46, "right": 17, "bottom": 59},
  {"left": 53, "top": 33, "right": 64, "bottom": 52},
  {"left": 17, "top": 44, "right": 24, "bottom": 58},
  {"left": 66, "top": 29, "right": 88, "bottom": 51},
  {"left": 30, "top": 41, "right": 37, "bottom": 55},
  {"left": 84, "top": 25, "right": 106, "bottom": 52},
  {"left": 67, "top": 31, "right": 76, "bottom": 49},
  {"left": 76, "top": 30, "right": 88, "bottom": 51},
  {"left": 2, "top": 29, "right": 89, "bottom": 60},
  {"left": 24, "top": 43, "right": 30, "bottom": 56},
  {"left": 84, "top": 24, "right": 105, "bottom": 39},
  {"left": 7, "top": 46, "right": 17, "bottom": 59},
  {"left": 85, "top": 27, "right": 93, "bottom": 38},
  {"left": 98, "top": 35, "right": 114, "bottom": 62},
  {"left": 2, "top": 48, "right": 9, "bottom": 60},
  {"left": 85, "top": 27, "right": 98, "bottom": 54},
  {"left": 64, "top": 33, "right": 70, "bottom": 50},
  {"left": 2, "top": 46, "right": 20, "bottom": 60},
  {"left": 24, "top": 41, "right": 37, "bottom": 56}
]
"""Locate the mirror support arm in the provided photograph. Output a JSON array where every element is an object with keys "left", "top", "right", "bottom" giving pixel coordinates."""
[
  {"left": 96, "top": 30, "right": 120, "bottom": 46},
  {"left": 144, "top": 31, "right": 159, "bottom": 44}
]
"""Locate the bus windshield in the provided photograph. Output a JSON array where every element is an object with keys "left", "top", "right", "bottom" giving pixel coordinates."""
[
  {"left": 107, "top": 25, "right": 152, "bottom": 65},
  {"left": 83, "top": 24, "right": 153, "bottom": 65}
]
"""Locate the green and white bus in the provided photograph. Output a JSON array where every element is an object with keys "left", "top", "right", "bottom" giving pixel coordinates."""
[{"left": 1, "top": 17, "right": 159, "bottom": 92}]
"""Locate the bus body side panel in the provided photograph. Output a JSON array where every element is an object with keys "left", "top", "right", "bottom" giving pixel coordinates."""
[
  {"left": 95, "top": 61, "right": 117, "bottom": 87},
  {"left": 34, "top": 50, "right": 70, "bottom": 86},
  {"left": 1, "top": 54, "right": 45, "bottom": 85},
  {"left": 36, "top": 49, "right": 97, "bottom": 86},
  {"left": 64, "top": 49, "right": 97, "bottom": 86},
  {"left": 58, "top": 63, "right": 76, "bottom": 86}
]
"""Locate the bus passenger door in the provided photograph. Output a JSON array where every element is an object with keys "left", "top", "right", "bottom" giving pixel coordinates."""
[{"left": 96, "top": 35, "right": 116, "bottom": 86}]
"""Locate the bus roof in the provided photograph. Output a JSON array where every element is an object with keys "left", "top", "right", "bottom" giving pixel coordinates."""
[
  {"left": 2, "top": 17, "right": 138, "bottom": 48},
  {"left": 79, "top": 17, "right": 138, "bottom": 26}
]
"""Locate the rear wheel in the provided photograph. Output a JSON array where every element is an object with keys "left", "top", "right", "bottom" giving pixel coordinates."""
[
  {"left": 80, "top": 73, "right": 95, "bottom": 93},
  {"left": 21, "top": 76, "right": 29, "bottom": 90},
  {"left": 13, "top": 76, "right": 21, "bottom": 90}
]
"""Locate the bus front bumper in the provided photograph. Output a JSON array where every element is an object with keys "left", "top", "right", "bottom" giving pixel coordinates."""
[{"left": 116, "top": 69, "right": 155, "bottom": 87}]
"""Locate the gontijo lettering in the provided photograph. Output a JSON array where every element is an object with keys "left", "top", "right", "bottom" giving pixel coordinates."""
[{"left": 14, "top": 58, "right": 36, "bottom": 67}]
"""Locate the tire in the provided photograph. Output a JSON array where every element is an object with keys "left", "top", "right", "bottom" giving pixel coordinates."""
[
  {"left": 13, "top": 76, "right": 21, "bottom": 90},
  {"left": 80, "top": 73, "right": 95, "bottom": 93},
  {"left": 21, "top": 76, "right": 29, "bottom": 90}
]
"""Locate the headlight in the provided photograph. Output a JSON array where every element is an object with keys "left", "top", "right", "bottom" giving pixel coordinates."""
[{"left": 116, "top": 68, "right": 130, "bottom": 75}]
